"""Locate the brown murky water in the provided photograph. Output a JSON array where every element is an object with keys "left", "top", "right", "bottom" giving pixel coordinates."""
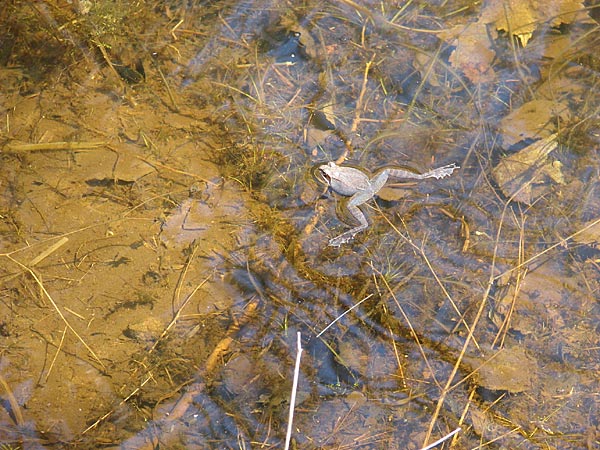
[{"left": 1, "top": 0, "right": 599, "bottom": 449}]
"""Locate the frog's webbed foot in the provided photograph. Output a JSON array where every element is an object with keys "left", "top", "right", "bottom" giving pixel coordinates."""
[
  {"left": 328, "top": 228, "right": 362, "bottom": 247},
  {"left": 328, "top": 201, "right": 370, "bottom": 246},
  {"left": 419, "top": 163, "right": 459, "bottom": 180}
]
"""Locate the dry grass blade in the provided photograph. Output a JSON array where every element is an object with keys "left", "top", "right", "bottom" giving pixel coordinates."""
[
  {"left": 45, "top": 326, "right": 68, "bottom": 382},
  {"left": 5, "top": 255, "right": 106, "bottom": 371},
  {"left": 381, "top": 214, "right": 480, "bottom": 349},
  {"left": 316, "top": 294, "right": 373, "bottom": 338},
  {"left": 375, "top": 271, "right": 442, "bottom": 389},
  {"left": 85, "top": 298, "right": 260, "bottom": 444},
  {"left": 1, "top": 237, "right": 68, "bottom": 284},
  {"left": 494, "top": 216, "right": 600, "bottom": 281},
  {"left": 492, "top": 212, "right": 527, "bottom": 349},
  {"left": 422, "top": 275, "right": 493, "bottom": 446},
  {"left": 338, "top": 0, "right": 448, "bottom": 34},
  {"left": 338, "top": 54, "right": 376, "bottom": 162},
  {"left": 147, "top": 242, "right": 210, "bottom": 353},
  {"left": 0, "top": 373, "right": 25, "bottom": 427},
  {"left": 422, "top": 186, "right": 517, "bottom": 445},
  {"left": 3, "top": 141, "right": 107, "bottom": 152},
  {"left": 420, "top": 427, "right": 461, "bottom": 450}
]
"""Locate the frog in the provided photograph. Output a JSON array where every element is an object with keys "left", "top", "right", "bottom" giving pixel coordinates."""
[{"left": 319, "top": 161, "right": 459, "bottom": 247}]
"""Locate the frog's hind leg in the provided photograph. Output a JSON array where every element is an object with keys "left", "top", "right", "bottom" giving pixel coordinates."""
[
  {"left": 328, "top": 203, "right": 369, "bottom": 247},
  {"left": 327, "top": 174, "right": 386, "bottom": 247},
  {"left": 387, "top": 163, "right": 459, "bottom": 181}
]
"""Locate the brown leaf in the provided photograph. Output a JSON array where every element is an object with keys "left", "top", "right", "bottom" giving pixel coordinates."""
[
  {"left": 491, "top": 133, "right": 563, "bottom": 204},
  {"left": 481, "top": 0, "right": 587, "bottom": 47},
  {"left": 446, "top": 22, "right": 496, "bottom": 83},
  {"left": 475, "top": 347, "right": 537, "bottom": 392},
  {"left": 499, "top": 99, "right": 570, "bottom": 148},
  {"left": 571, "top": 217, "right": 600, "bottom": 248}
]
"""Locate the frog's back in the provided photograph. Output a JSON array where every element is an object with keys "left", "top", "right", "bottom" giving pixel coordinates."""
[{"left": 319, "top": 164, "right": 369, "bottom": 196}]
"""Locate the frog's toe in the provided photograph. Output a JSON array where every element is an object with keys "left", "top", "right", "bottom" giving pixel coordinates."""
[
  {"left": 328, "top": 239, "right": 342, "bottom": 247},
  {"left": 328, "top": 232, "right": 355, "bottom": 247}
]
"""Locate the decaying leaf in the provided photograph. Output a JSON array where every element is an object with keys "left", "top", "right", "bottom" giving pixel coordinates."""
[
  {"left": 492, "top": 265, "right": 568, "bottom": 335},
  {"left": 305, "top": 98, "right": 338, "bottom": 153},
  {"left": 481, "top": 0, "right": 536, "bottom": 46},
  {"left": 475, "top": 347, "right": 537, "bottom": 392},
  {"left": 441, "top": 0, "right": 589, "bottom": 84},
  {"left": 481, "top": 0, "right": 586, "bottom": 47},
  {"left": 492, "top": 133, "right": 564, "bottom": 204},
  {"left": 444, "top": 22, "right": 496, "bottom": 83},
  {"left": 571, "top": 217, "right": 600, "bottom": 248},
  {"left": 499, "top": 99, "right": 570, "bottom": 148}
]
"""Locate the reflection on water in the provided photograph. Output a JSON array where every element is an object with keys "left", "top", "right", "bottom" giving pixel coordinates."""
[{"left": 0, "top": 0, "right": 599, "bottom": 448}]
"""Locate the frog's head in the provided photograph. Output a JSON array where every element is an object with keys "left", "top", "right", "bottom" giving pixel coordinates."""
[{"left": 318, "top": 162, "right": 338, "bottom": 183}]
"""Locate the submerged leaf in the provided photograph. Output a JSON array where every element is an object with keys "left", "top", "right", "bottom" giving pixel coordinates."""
[
  {"left": 476, "top": 347, "right": 537, "bottom": 392},
  {"left": 572, "top": 217, "right": 600, "bottom": 248},
  {"left": 445, "top": 22, "right": 496, "bottom": 83},
  {"left": 492, "top": 133, "right": 564, "bottom": 204},
  {"left": 481, "top": 0, "right": 587, "bottom": 47},
  {"left": 499, "top": 99, "right": 570, "bottom": 148}
]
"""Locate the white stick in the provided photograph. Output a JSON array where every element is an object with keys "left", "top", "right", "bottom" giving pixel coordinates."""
[
  {"left": 316, "top": 294, "right": 373, "bottom": 338},
  {"left": 284, "top": 332, "right": 303, "bottom": 450},
  {"left": 420, "top": 427, "right": 461, "bottom": 450}
]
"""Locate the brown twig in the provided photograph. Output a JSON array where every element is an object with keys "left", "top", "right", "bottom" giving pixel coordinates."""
[
  {"left": 0, "top": 373, "right": 25, "bottom": 427},
  {"left": 1, "top": 237, "right": 69, "bottom": 284},
  {"left": 339, "top": 54, "right": 376, "bottom": 163},
  {"left": 3, "top": 141, "right": 107, "bottom": 152}
]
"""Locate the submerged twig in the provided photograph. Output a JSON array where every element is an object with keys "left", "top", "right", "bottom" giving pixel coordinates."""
[
  {"left": 284, "top": 332, "right": 303, "bottom": 450},
  {"left": 339, "top": 54, "right": 375, "bottom": 162},
  {"left": 419, "top": 427, "right": 461, "bottom": 450},
  {"left": 1, "top": 237, "right": 69, "bottom": 284},
  {"left": 0, "top": 373, "right": 25, "bottom": 427},
  {"left": 316, "top": 294, "right": 373, "bottom": 338},
  {"left": 3, "top": 141, "right": 107, "bottom": 152}
]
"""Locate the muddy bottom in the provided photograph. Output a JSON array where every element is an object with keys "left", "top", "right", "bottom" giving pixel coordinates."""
[{"left": 1, "top": 1, "right": 600, "bottom": 449}]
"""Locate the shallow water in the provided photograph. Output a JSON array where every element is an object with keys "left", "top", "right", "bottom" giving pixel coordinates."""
[{"left": 1, "top": 1, "right": 599, "bottom": 449}]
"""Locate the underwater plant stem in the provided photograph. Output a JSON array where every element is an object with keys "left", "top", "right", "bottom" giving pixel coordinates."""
[
  {"left": 420, "top": 427, "right": 461, "bottom": 450},
  {"left": 284, "top": 332, "right": 303, "bottom": 450}
]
